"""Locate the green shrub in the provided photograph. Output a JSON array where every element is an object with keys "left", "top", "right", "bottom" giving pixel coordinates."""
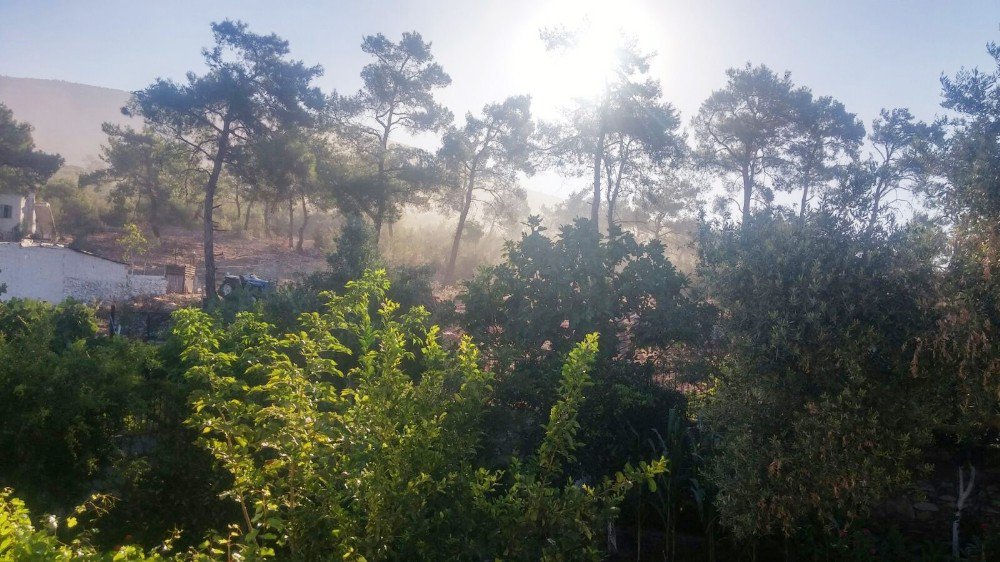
[
  {"left": 462, "top": 217, "right": 709, "bottom": 479},
  {"left": 174, "top": 270, "right": 663, "bottom": 560},
  {"left": 0, "top": 298, "right": 231, "bottom": 551},
  {"left": 261, "top": 215, "right": 439, "bottom": 333},
  {"left": 697, "top": 210, "right": 943, "bottom": 539}
]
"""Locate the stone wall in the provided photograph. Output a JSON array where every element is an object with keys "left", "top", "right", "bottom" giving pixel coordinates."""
[
  {"left": 125, "top": 274, "right": 168, "bottom": 299},
  {"left": 874, "top": 456, "right": 1000, "bottom": 537}
]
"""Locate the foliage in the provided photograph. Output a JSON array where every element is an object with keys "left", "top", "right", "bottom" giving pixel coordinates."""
[
  {"left": 236, "top": 128, "right": 336, "bottom": 252},
  {"left": 330, "top": 31, "right": 453, "bottom": 238},
  {"left": 462, "top": 217, "right": 709, "bottom": 479},
  {"left": 697, "top": 209, "right": 943, "bottom": 538},
  {"left": 128, "top": 19, "right": 325, "bottom": 298},
  {"left": 40, "top": 175, "right": 107, "bottom": 241},
  {"left": 0, "top": 487, "right": 256, "bottom": 561},
  {"left": 620, "top": 168, "right": 701, "bottom": 242},
  {"left": 0, "top": 489, "right": 103, "bottom": 561},
  {"left": 0, "top": 102, "right": 63, "bottom": 195},
  {"left": 117, "top": 223, "right": 150, "bottom": 266},
  {"left": 538, "top": 39, "right": 684, "bottom": 227},
  {"left": 0, "top": 298, "right": 232, "bottom": 551},
  {"left": 0, "top": 299, "right": 125, "bottom": 508},
  {"left": 693, "top": 64, "right": 864, "bottom": 223},
  {"left": 320, "top": 214, "right": 381, "bottom": 286},
  {"left": 782, "top": 90, "right": 865, "bottom": 217},
  {"left": 928, "top": 42, "right": 1000, "bottom": 435},
  {"left": 81, "top": 125, "right": 198, "bottom": 237},
  {"left": 262, "top": 215, "right": 437, "bottom": 333},
  {"left": 11, "top": 17, "right": 1000, "bottom": 562},
  {"left": 464, "top": 216, "right": 709, "bottom": 357},
  {"left": 174, "top": 270, "right": 663, "bottom": 560},
  {"left": 833, "top": 108, "right": 945, "bottom": 230},
  {"left": 437, "top": 95, "right": 535, "bottom": 282}
]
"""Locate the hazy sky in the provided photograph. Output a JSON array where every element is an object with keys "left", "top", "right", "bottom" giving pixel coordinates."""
[{"left": 1, "top": 0, "right": 998, "bottom": 196}]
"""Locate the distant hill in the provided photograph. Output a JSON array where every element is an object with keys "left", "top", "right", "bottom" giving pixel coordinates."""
[
  {"left": 0, "top": 76, "right": 136, "bottom": 167},
  {"left": 0, "top": 76, "right": 566, "bottom": 207}
]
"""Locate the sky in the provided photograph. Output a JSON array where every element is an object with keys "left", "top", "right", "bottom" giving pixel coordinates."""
[{"left": 1, "top": 0, "right": 998, "bottom": 198}]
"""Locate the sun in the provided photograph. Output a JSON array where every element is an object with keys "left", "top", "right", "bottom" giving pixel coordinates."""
[{"left": 514, "top": 0, "right": 656, "bottom": 112}]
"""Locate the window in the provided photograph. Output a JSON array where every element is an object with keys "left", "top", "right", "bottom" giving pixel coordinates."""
[{"left": 0, "top": 205, "right": 11, "bottom": 219}]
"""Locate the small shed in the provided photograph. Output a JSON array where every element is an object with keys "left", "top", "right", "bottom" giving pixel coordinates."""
[{"left": 165, "top": 264, "right": 195, "bottom": 294}]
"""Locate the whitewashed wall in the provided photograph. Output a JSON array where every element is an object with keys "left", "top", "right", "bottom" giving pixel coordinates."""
[
  {"left": 0, "top": 242, "right": 166, "bottom": 302},
  {"left": 124, "top": 274, "right": 168, "bottom": 298},
  {"left": 0, "top": 194, "right": 24, "bottom": 235}
]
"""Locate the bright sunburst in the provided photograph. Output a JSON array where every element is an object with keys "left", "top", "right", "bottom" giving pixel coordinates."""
[{"left": 515, "top": 0, "right": 656, "bottom": 110}]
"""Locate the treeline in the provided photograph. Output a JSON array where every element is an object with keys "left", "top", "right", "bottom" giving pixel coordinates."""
[
  {"left": 2, "top": 19, "right": 1000, "bottom": 562},
  {"left": 5, "top": 19, "right": 941, "bottom": 289}
]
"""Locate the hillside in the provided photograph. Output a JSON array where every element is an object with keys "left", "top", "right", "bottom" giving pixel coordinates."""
[
  {"left": 0, "top": 76, "right": 565, "bottom": 211},
  {"left": 0, "top": 76, "right": 136, "bottom": 167}
]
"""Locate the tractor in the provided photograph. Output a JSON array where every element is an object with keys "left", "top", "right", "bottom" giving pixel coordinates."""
[{"left": 219, "top": 273, "right": 274, "bottom": 299}]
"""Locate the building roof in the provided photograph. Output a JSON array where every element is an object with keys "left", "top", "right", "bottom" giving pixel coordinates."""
[{"left": 1, "top": 239, "right": 130, "bottom": 266}]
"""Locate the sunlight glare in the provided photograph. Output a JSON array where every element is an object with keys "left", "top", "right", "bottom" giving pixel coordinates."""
[{"left": 516, "top": 0, "right": 656, "bottom": 112}]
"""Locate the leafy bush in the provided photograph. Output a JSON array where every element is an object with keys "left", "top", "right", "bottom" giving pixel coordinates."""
[
  {"left": 174, "top": 270, "right": 663, "bottom": 560},
  {"left": 0, "top": 298, "right": 231, "bottom": 551},
  {"left": 696, "top": 209, "right": 943, "bottom": 539},
  {"left": 40, "top": 175, "right": 108, "bottom": 242},
  {"left": 262, "top": 215, "right": 439, "bottom": 333},
  {"left": 462, "top": 217, "right": 710, "bottom": 478}
]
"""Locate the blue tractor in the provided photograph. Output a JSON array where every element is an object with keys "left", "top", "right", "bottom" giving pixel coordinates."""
[{"left": 219, "top": 273, "right": 274, "bottom": 299}]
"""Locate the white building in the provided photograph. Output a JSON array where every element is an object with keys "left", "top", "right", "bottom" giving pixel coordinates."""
[
  {"left": 0, "top": 192, "right": 56, "bottom": 241},
  {"left": 0, "top": 240, "right": 166, "bottom": 303},
  {"left": 0, "top": 193, "right": 24, "bottom": 237}
]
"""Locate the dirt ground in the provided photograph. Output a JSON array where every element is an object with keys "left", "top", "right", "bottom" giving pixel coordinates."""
[{"left": 77, "top": 226, "right": 330, "bottom": 292}]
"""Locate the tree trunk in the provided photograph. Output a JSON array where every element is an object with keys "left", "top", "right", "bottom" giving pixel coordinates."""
[
  {"left": 296, "top": 194, "right": 309, "bottom": 253},
  {"left": 799, "top": 183, "right": 810, "bottom": 220},
  {"left": 373, "top": 202, "right": 385, "bottom": 244},
  {"left": 25, "top": 189, "right": 36, "bottom": 237},
  {"left": 287, "top": 197, "right": 294, "bottom": 248},
  {"left": 445, "top": 177, "right": 475, "bottom": 284},
  {"left": 866, "top": 181, "right": 885, "bottom": 235},
  {"left": 799, "top": 166, "right": 815, "bottom": 221},
  {"left": 243, "top": 197, "right": 254, "bottom": 231},
  {"left": 606, "top": 156, "right": 625, "bottom": 230},
  {"left": 953, "top": 465, "right": 976, "bottom": 558},
  {"left": 374, "top": 114, "right": 392, "bottom": 244},
  {"left": 149, "top": 194, "right": 161, "bottom": 238},
  {"left": 591, "top": 127, "right": 605, "bottom": 230},
  {"left": 203, "top": 118, "right": 231, "bottom": 300},
  {"left": 263, "top": 202, "right": 272, "bottom": 238},
  {"left": 606, "top": 196, "right": 617, "bottom": 231},
  {"left": 741, "top": 165, "right": 753, "bottom": 229}
]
